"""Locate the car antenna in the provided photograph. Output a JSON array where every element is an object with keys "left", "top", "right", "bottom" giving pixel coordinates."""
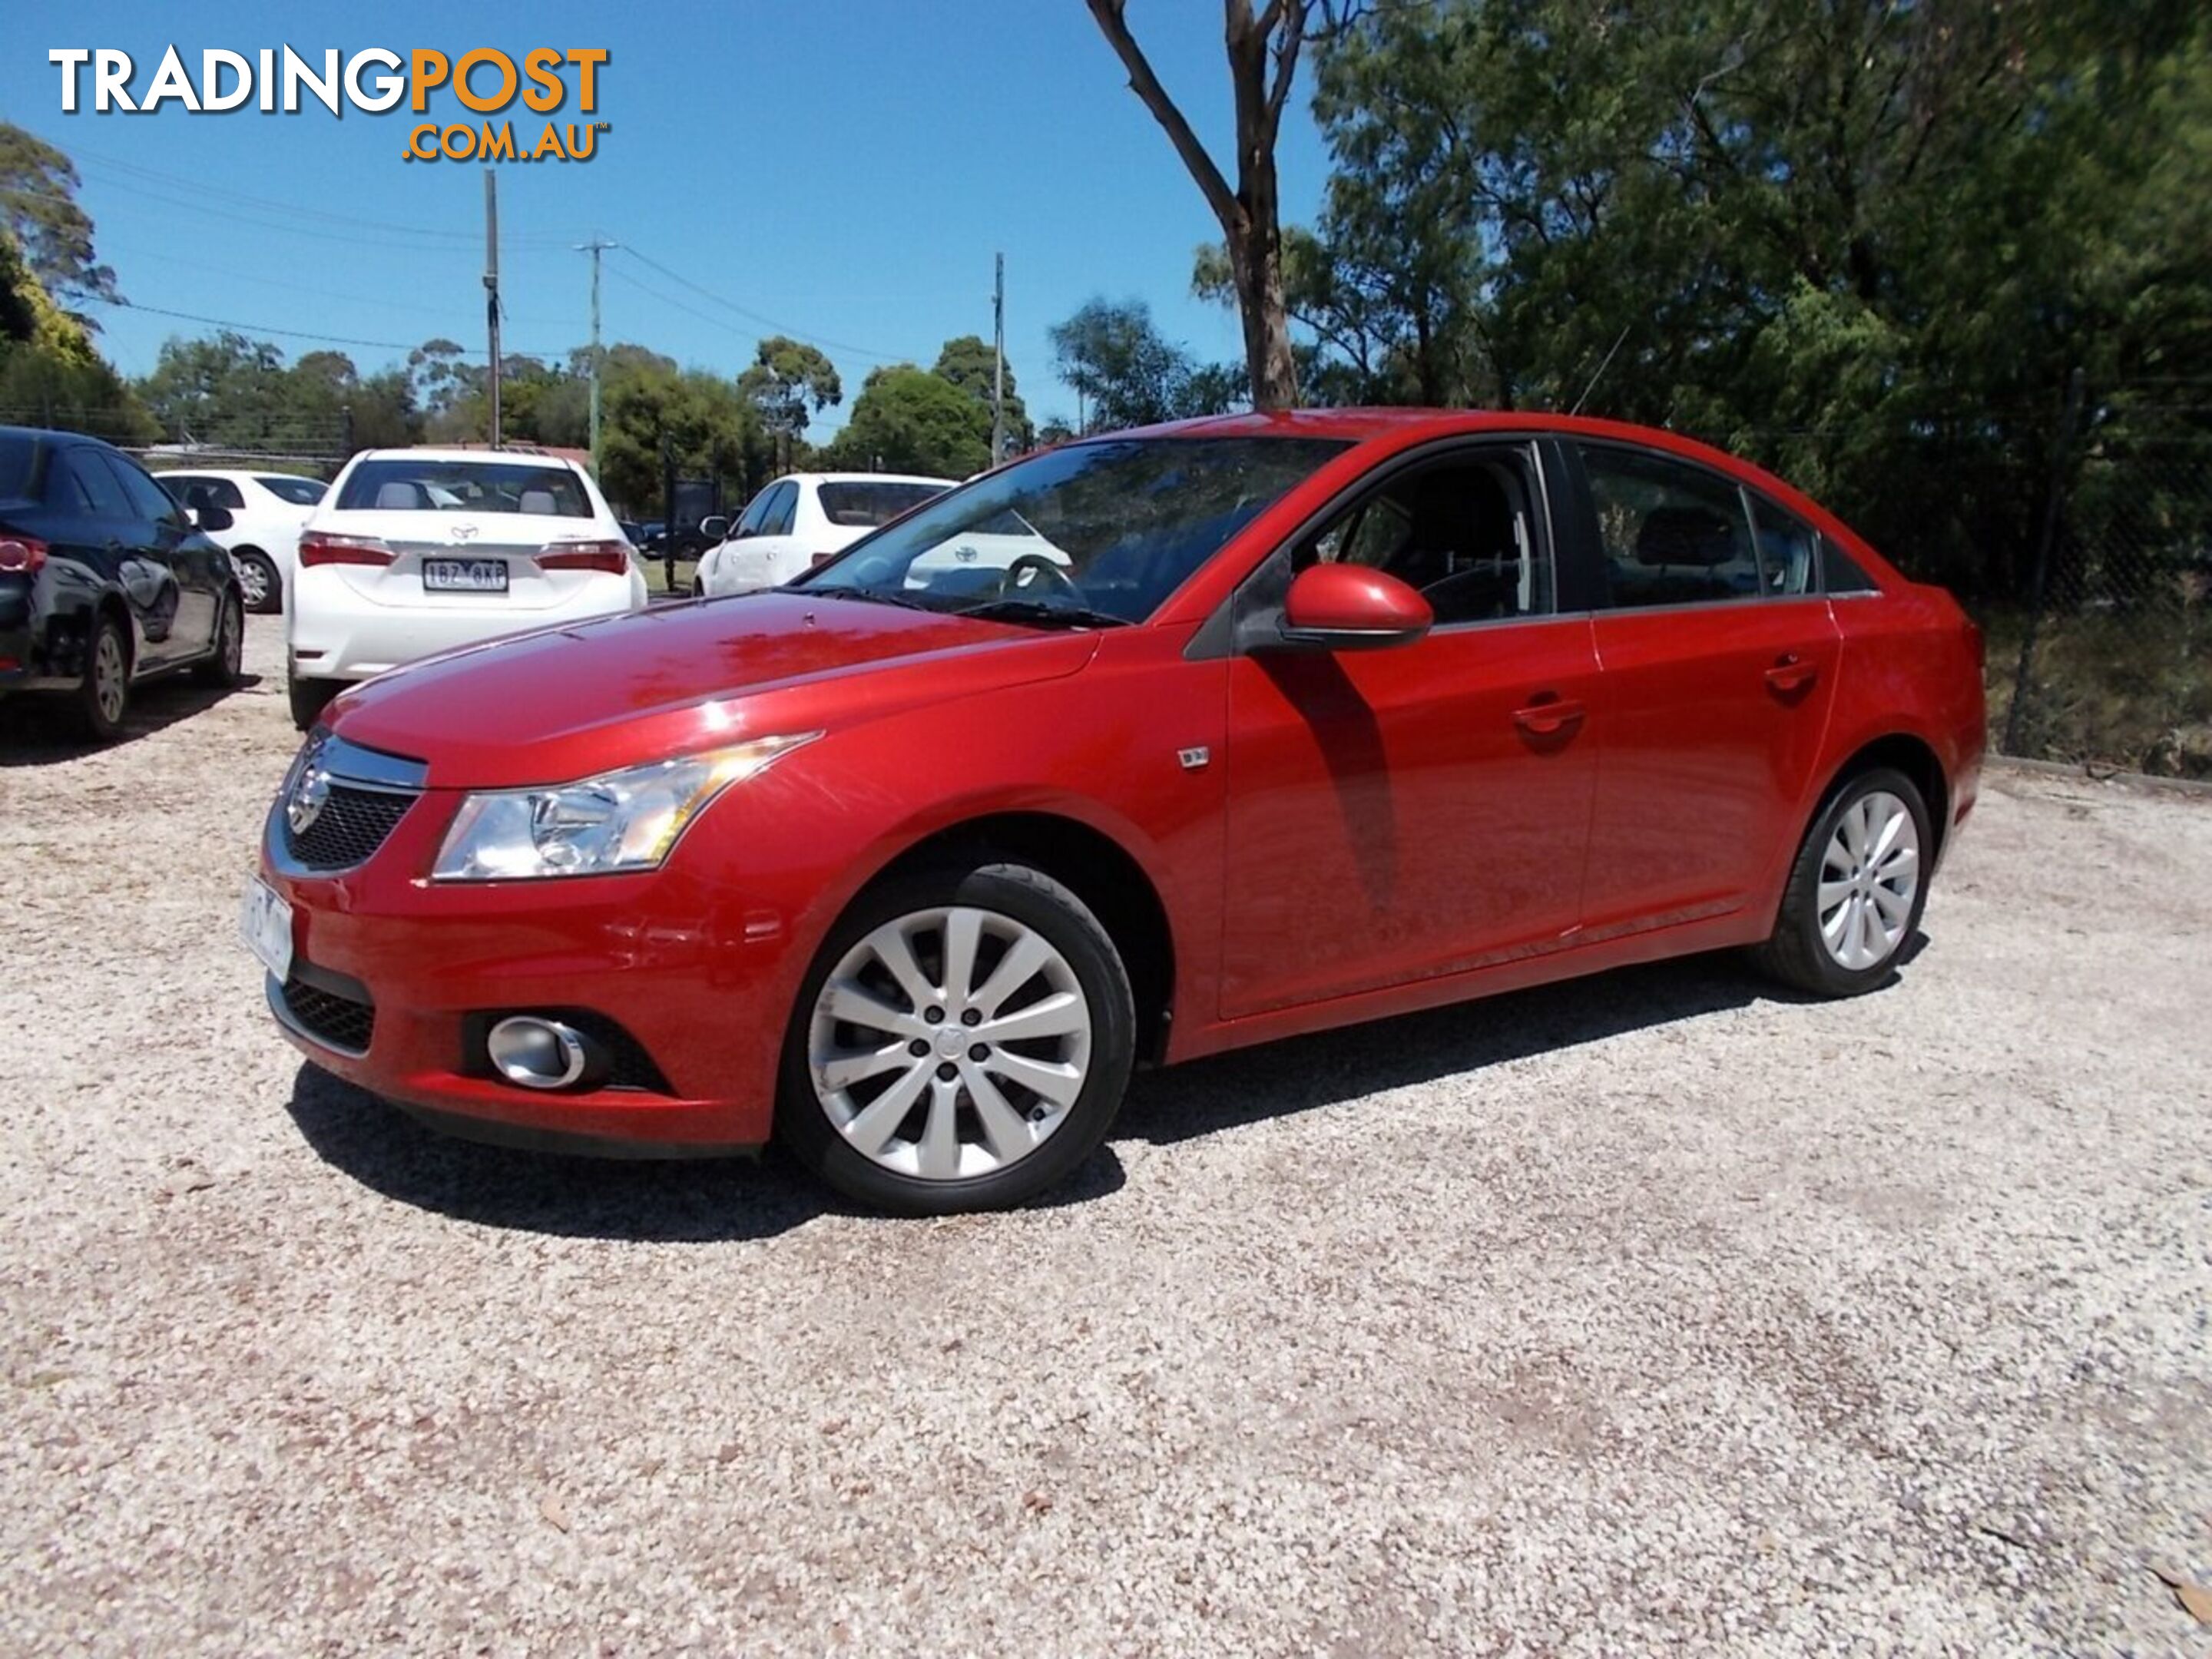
[{"left": 1569, "top": 324, "right": 1632, "bottom": 418}]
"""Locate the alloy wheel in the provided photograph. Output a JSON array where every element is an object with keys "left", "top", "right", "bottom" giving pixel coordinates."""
[
  {"left": 236, "top": 558, "right": 271, "bottom": 609},
  {"left": 94, "top": 631, "right": 127, "bottom": 726},
  {"left": 1818, "top": 789, "right": 1919, "bottom": 971},
  {"left": 806, "top": 905, "right": 1094, "bottom": 1182}
]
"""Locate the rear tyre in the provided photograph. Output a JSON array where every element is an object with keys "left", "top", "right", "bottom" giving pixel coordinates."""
[
  {"left": 1753, "top": 766, "right": 1932, "bottom": 998},
  {"left": 233, "top": 550, "right": 280, "bottom": 614},
  {"left": 72, "top": 614, "right": 130, "bottom": 742},
  {"left": 193, "top": 592, "right": 244, "bottom": 687},
  {"left": 287, "top": 670, "right": 340, "bottom": 733},
  {"left": 777, "top": 859, "right": 1136, "bottom": 1216}
]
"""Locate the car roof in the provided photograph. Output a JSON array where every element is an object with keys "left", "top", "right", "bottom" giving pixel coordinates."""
[
  {"left": 0, "top": 423, "right": 118, "bottom": 449},
  {"left": 347, "top": 447, "right": 588, "bottom": 469},
  {"left": 780, "top": 472, "right": 955, "bottom": 488},
  {"left": 151, "top": 467, "right": 320, "bottom": 481}
]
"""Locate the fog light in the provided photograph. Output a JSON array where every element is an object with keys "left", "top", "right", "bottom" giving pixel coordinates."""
[{"left": 486, "top": 1016, "right": 589, "bottom": 1090}]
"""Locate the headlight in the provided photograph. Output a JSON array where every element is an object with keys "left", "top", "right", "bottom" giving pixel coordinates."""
[{"left": 431, "top": 733, "right": 818, "bottom": 881}]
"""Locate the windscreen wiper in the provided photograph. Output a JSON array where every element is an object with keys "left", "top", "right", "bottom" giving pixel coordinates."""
[
  {"left": 955, "top": 598, "right": 1131, "bottom": 629},
  {"left": 811, "top": 586, "right": 935, "bottom": 612}
]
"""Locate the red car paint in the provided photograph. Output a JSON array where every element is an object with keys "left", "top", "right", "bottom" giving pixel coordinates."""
[{"left": 258, "top": 411, "right": 1985, "bottom": 1152}]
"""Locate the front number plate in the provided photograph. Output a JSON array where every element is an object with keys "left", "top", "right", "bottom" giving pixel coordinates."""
[
  {"left": 422, "top": 557, "right": 509, "bottom": 594},
  {"left": 240, "top": 876, "right": 294, "bottom": 981}
]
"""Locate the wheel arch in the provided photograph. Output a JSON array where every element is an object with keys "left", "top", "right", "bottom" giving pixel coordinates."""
[
  {"left": 865, "top": 810, "right": 1177, "bottom": 1065},
  {"left": 1813, "top": 732, "right": 1950, "bottom": 862},
  {"left": 93, "top": 590, "right": 136, "bottom": 675}
]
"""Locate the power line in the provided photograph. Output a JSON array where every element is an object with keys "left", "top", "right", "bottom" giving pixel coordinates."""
[
  {"left": 616, "top": 245, "right": 907, "bottom": 363},
  {"left": 95, "top": 239, "right": 578, "bottom": 327},
  {"left": 85, "top": 296, "right": 569, "bottom": 358}
]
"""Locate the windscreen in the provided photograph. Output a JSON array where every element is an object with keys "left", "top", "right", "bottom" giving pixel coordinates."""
[
  {"left": 336, "top": 459, "right": 592, "bottom": 517},
  {"left": 799, "top": 437, "right": 1346, "bottom": 624},
  {"left": 816, "top": 480, "right": 948, "bottom": 528}
]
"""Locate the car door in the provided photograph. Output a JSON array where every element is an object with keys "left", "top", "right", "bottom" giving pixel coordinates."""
[
  {"left": 1565, "top": 440, "right": 1842, "bottom": 938},
  {"left": 1218, "top": 442, "right": 1603, "bottom": 1018},
  {"left": 719, "top": 481, "right": 801, "bottom": 593},
  {"left": 105, "top": 450, "right": 220, "bottom": 658},
  {"left": 55, "top": 445, "right": 180, "bottom": 667}
]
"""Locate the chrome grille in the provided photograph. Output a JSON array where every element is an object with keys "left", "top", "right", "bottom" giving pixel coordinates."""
[{"left": 282, "top": 785, "right": 414, "bottom": 870}]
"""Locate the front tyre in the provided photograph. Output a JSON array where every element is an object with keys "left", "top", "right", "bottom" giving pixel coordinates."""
[
  {"left": 778, "top": 861, "right": 1136, "bottom": 1215},
  {"left": 72, "top": 614, "right": 130, "bottom": 741},
  {"left": 233, "top": 550, "right": 280, "bottom": 614},
  {"left": 1753, "top": 766, "right": 1932, "bottom": 998}
]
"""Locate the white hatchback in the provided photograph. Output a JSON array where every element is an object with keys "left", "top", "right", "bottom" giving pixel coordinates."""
[
  {"left": 154, "top": 468, "right": 325, "bottom": 614},
  {"left": 286, "top": 448, "right": 647, "bottom": 730},
  {"left": 695, "top": 472, "right": 953, "bottom": 598}
]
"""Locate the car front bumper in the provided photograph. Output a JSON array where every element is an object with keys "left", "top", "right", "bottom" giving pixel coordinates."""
[{"left": 257, "top": 789, "right": 791, "bottom": 1154}]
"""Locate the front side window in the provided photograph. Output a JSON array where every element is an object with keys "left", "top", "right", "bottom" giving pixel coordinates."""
[
  {"left": 336, "top": 459, "right": 592, "bottom": 518},
  {"left": 166, "top": 475, "right": 246, "bottom": 512},
  {"left": 1293, "top": 447, "right": 1552, "bottom": 625},
  {"left": 762, "top": 482, "right": 799, "bottom": 537},
  {"left": 801, "top": 437, "right": 1346, "bottom": 626},
  {"left": 1582, "top": 444, "right": 1760, "bottom": 608},
  {"left": 733, "top": 485, "right": 776, "bottom": 538}
]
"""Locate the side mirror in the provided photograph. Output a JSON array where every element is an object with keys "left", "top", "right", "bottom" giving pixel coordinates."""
[
  {"left": 699, "top": 516, "right": 730, "bottom": 543},
  {"left": 1272, "top": 562, "right": 1432, "bottom": 651},
  {"left": 191, "top": 504, "right": 235, "bottom": 533}
]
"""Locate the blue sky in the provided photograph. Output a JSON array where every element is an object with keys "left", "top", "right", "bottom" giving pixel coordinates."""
[{"left": 3, "top": 2, "right": 1338, "bottom": 434}]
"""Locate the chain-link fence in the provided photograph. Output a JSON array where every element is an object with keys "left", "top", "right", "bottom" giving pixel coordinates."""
[{"left": 1986, "top": 435, "right": 2212, "bottom": 780}]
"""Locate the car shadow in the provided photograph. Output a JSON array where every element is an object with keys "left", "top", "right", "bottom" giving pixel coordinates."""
[
  {"left": 282, "top": 1062, "right": 1127, "bottom": 1242},
  {"left": 0, "top": 674, "right": 264, "bottom": 763},
  {"left": 283, "top": 941, "right": 1920, "bottom": 1238}
]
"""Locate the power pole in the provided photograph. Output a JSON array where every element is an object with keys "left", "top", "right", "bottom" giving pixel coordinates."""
[
  {"left": 991, "top": 252, "right": 1006, "bottom": 465},
  {"left": 483, "top": 170, "right": 502, "bottom": 449},
  {"left": 575, "top": 237, "right": 618, "bottom": 478}
]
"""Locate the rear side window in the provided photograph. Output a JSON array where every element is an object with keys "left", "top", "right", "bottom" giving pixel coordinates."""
[
  {"left": 63, "top": 449, "right": 131, "bottom": 518},
  {"left": 1747, "top": 492, "right": 1819, "bottom": 597},
  {"left": 256, "top": 475, "right": 324, "bottom": 505},
  {"left": 337, "top": 459, "right": 592, "bottom": 516},
  {"left": 816, "top": 480, "right": 946, "bottom": 528},
  {"left": 1821, "top": 538, "right": 1880, "bottom": 594},
  {"left": 0, "top": 433, "right": 39, "bottom": 500},
  {"left": 1580, "top": 444, "right": 1761, "bottom": 608}
]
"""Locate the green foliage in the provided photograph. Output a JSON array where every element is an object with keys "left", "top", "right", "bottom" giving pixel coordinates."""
[
  {"left": 823, "top": 364, "right": 993, "bottom": 478},
  {"left": 932, "top": 334, "right": 1031, "bottom": 452},
  {"left": 737, "top": 336, "right": 843, "bottom": 445},
  {"left": 137, "top": 330, "right": 419, "bottom": 453},
  {"left": 0, "top": 227, "right": 148, "bottom": 441},
  {"left": 0, "top": 121, "right": 119, "bottom": 316},
  {"left": 1303, "top": 0, "right": 2212, "bottom": 598},
  {"left": 1047, "top": 298, "right": 1243, "bottom": 432},
  {"left": 598, "top": 361, "right": 771, "bottom": 515}
]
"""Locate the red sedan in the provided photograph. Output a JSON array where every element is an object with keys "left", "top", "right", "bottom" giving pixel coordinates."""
[{"left": 246, "top": 411, "right": 1985, "bottom": 1214}]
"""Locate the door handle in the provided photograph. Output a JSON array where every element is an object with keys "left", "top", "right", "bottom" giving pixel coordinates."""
[
  {"left": 1765, "top": 654, "right": 1819, "bottom": 694},
  {"left": 1512, "top": 695, "right": 1585, "bottom": 737}
]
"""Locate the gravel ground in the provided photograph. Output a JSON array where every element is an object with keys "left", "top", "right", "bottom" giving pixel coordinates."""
[{"left": 2, "top": 615, "right": 2208, "bottom": 1657}]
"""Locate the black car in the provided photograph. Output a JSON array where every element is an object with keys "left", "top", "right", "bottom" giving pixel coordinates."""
[{"left": 0, "top": 426, "right": 247, "bottom": 740}]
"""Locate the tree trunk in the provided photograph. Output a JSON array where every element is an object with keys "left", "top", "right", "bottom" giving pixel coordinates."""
[{"left": 1230, "top": 222, "right": 1300, "bottom": 409}]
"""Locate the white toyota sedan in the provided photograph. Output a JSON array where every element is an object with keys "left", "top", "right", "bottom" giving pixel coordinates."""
[
  {"left": 694, "top": 472, "right": 953, "bottom": 598},
  {"left": 286, "top": 448, "right": 647, "bottom": 730}
]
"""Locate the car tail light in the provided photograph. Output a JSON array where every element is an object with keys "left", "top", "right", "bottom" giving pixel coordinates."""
[
  {"left": 0, "top": 535, "right": 48, "bottom": 575},
  {"left": 538, "top": 539, "right": 631, "bottom": 576},
  {"left": 298, "top": 531, "right": 395, "bottom": 568}
]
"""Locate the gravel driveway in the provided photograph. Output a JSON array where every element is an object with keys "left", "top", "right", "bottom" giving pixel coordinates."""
[{"left": 2, "top": 616, "right": 2207, "bottom": 1657}]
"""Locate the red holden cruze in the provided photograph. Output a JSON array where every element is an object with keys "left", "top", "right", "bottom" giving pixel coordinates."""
[{"left": 245, "top": 412, "right": 1985, "bottom": 1214}]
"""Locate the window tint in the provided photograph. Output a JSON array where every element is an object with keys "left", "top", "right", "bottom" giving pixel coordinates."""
[
  {"left": 1747, "top": 492, "right": 1818, "bottom": 598},
  {"left": 1296, "top": 449, "right": 1553, "bottom": 625},
  {"left": 733, "top": 486, "right": 776, "bottom": 537},
  {"left": 164, "top": 475, "right": 246, "bottom": 512},
  {"left": 255, "top": 475, "right": 325, "bottom": 505},
  {"left": 763, "top": 482, "right": 798, "bottom": 537},
  {"left": 64, "top": 449, "right": 131, "bottom": 518},
  {"left": 816, "top": 480, "right": 947, "bottom": 528},
  {"left": 1581, "top": 444, "right": 1760, "bottom": 608},
  {"left": 0, "top": 433, "right": 40, "bottom": 501},
  {"left": 336, "top": 459, "right": 591, "bottom": 516},
  {"left": 1820, "top": 536, "right": 1880, "bottom": 594},
  {"left": 105, "top": 453, "right": 187, "bottom": 525}
]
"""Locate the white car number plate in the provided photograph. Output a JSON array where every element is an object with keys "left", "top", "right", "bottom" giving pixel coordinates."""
[
  {"left": 240, "top": 876, "right": 294, "bottom": 980},
  {"left": 422, "top": 557, "right": 509, "bottom": 593}
]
